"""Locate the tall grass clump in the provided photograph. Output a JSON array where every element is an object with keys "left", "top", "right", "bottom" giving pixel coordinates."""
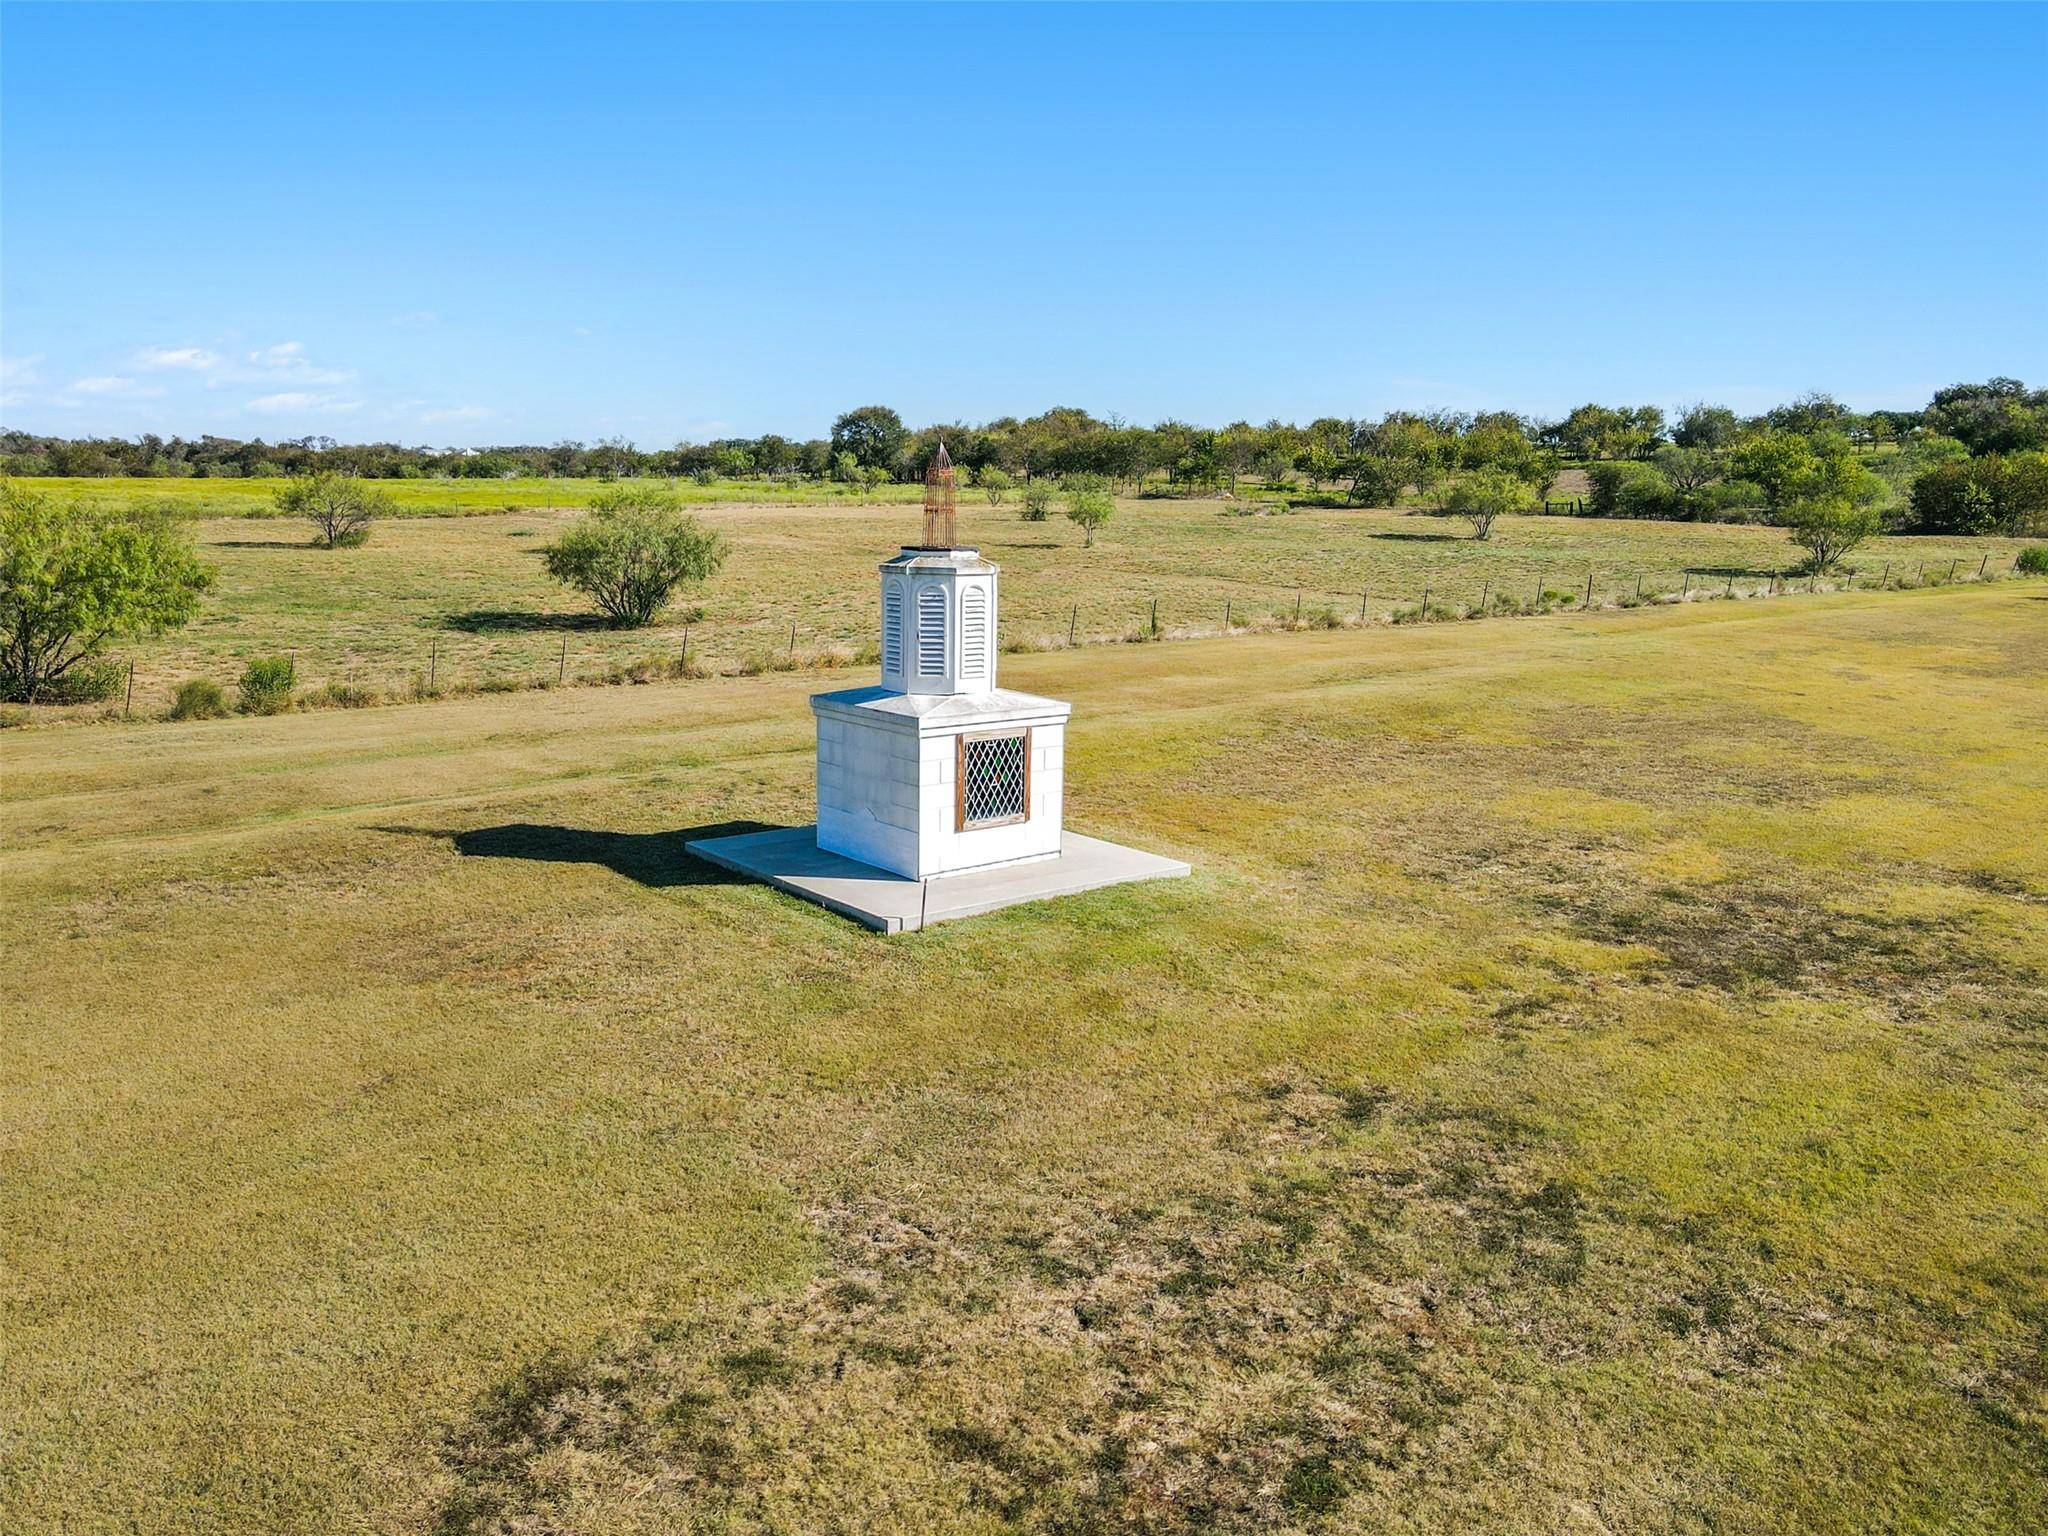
[
  {"left": 169, "top": 678, "right": 229, "bottom": 720},
  {"left": 237, "top": 656, "right": 295, "bottom": 714}
]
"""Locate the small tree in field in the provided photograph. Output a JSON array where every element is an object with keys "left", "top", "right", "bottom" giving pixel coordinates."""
[
  {"left": 542, "top": 484, "right": 726, "bottom": 627},
  {"left": 1444, "top": 470, "right": 1529, "bottom": 540},
  {"left": 276, "top": 471, "right": 392, "bottom": 548},
  {"left": 1, "top": 486, "right": 213, "bottom": 702},
  {"left": 978, "top": 467, "right": 1013, "bottom": 506},
  {"left": 1783, "top": 494, "right": 1881, "bottom": 575},
  {"left": 1020, "top": 480, "right": 1054, "bottom": 522},
  {"left": 1063, "top": 477, "right": 1116, "bottom": 547}
]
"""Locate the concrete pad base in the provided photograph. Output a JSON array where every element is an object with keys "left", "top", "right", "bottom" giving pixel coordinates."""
[{"left": 684, "top": 825, "right": 1191, "bottom": 934}]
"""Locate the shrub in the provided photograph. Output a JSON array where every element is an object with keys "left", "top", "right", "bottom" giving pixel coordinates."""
[
  {"left": 308, "top": 680, "right": 377, "bottom": 709},
  {"left": 2016, "top": 545, "right": 2048, "bottom": 575},
  {"left": 1063, "top": 475, "right": 1116, "bottom": 547},
  {"left": 275, "top": 472, "right": 391, "bottom": 548},
  {"left": 1783, "top": 495, "right": 1882, "bottom": 574},
  {"left": 1444, "top": 469, "right": 1531, "bottom": 539},
  {"left": 237, "top": 656, "right": 295, "bottom": 714},
  {"left": 977, "top": 467, "right": 1013, "bottom": 506},
  {"left": 170, "top": 678, "right": 229, "bottom": 720},
  {"left": 1020, "top": 481, "right": 1054, "bottom": 521},
  {"left": 542, "top": 485, "right": 727, "bottom": 627},
  {"left": 27, "top": 656, "right": 126, "bottom": 704}
]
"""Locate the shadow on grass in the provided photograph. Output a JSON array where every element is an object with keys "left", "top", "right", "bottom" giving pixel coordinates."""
[
  {"left": 1367, "top": 530, "right": 1460, "bottom": 543},
  {"left": 210, "top": 538, "right": 320, "bottom": 550},
  {"left": 441, "top": 610, "right": 617, "bottom": 633},
  {"left": 378, "top": 820, "right": 779, "bottom": 887},
  {"left": 1684, "top": 564, "right": 1782, "bottom": 579}
]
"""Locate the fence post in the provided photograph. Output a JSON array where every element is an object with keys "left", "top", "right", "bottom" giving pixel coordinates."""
[
  {"left": 1225, "top": 598, "right": 1232, "bottom": 630},
  {"left": 1067, "top": 605, "right": 1077, "bottom": 646},
  {"left": 1725, "top": 575, "right": 1733, "bottom": 598},
  {"left": 1293, "top": 590, "right": 1302, "bottom": 620},
  {"left": 559, "top": 636, "right": 567, "bottom": 684},
  {"left": 1585, "top": 571, "right": 1594, "bottom": 608},
  {"left": 1480, "top": 578, "right": 1490, "bottom": 613},
  {"left": 788, "top": 619, "right": 797, "bottom": 658},
  {"left": 681, "top": 626, "right": 690, "bottom": 676},
  {"left": 1681, "top": 570, "right": 1689, "bottom": 598},
  {"left": 1979, "top": 551, "right": 1989, "bottom": 578},
  {"left": 1917, "top": 561, "right": 1925, "bottom": 583},
  {"left": 1360, "top": 589, "right": 1369, "bottom": 619},
  {"left": 1949, "top": 558, "right": 1959, "bottom": 582},
  {"left": 429, "top": 639, "right": 437, "bottom": 693},
  {"left": 124, "top": 661, "right": 134, "bottom": 718},
  {"left": 1635, "top": 573, "right": 1642, "bottom": 600},
  {"left": 1421, "top": 584, "right": 1430, "bottom": 614},
  {"left": 1881, "top": 561, "right": 1891, "bottom": 589},
  {"left": 1150, "top": 597, "right": 1158, "bottom": 633}
]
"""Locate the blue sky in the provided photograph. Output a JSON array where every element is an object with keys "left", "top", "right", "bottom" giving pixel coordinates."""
[{"left": 3, "top": 2, "right": 2044, "bottom": 447}]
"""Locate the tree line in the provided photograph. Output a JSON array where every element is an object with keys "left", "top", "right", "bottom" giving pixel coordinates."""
[{"left": 4, "top": 379, "right": 2044, "bottom": 541}]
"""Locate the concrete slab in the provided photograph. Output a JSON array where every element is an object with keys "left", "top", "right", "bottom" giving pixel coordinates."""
[{"left": 684, "top": 825, "right": 1191, "bottom": 934}]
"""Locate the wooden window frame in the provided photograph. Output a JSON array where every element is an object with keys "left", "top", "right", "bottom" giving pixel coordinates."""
[{"left": 955, "top": 727, "right": 1032, "bottom": 832}]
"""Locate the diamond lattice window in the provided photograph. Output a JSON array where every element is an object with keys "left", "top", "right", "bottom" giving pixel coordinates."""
[{"left": 959, "top": 729, "right": 1030, "bottom": 829}]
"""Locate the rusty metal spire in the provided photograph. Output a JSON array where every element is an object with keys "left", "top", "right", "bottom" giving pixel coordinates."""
[{"left": 921, "top": 439, "right": 957, "bottom": 548}]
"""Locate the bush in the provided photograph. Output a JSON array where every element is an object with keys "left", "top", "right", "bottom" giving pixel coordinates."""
[
  {"left": 1063, "top": 475, "right": 1116, "bottom": 547},
  {"left": 542, "top": 485, "right": 727, "bottom": 627},
  {"left": 237, "top": 656, "right": 295, "bottom": 714},
  {"left": 1020, "top": 481, "right": 1054, "bottom": 521},
  {"left": 275, "top": 472, "right": 391, "bottom": 548},
  {"left": 170, "top": 678, "right": 229, "bottom": 720},
  {"left": 976, "top": 467, "right": 1013, "bottom": 506},
  {"left": 1444, "top": 469, "right": 1531, "bottom": 539},
  {"left": 2017, "top": 545, "right": 2048, "bottom": 575},
  {"left": 25, "top": 656, "right": 127, "bottom": 704},
  {"left": 1783, "top": 495, "right": 1882, "bottom": 574}
]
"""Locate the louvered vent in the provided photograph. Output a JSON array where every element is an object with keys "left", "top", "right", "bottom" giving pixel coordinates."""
[
  {"left": 882, "top": 581, "right": 903, "bottom": 673},
  {"left": 916, "top": 586, "right": 946, "bottom": 676},
  {"left": 961, "top": 587, "right": 988, "bottom": 682}
]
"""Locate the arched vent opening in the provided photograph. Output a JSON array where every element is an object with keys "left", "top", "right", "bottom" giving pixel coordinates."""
[
  {"left": 915, "top": 585, "right": 947, "bottom": 677},
  {"left": 961, "top": 587, "right": 989, "bottom": 682},
  {"left": 882, "top": 581, "right": 904, "bottom": 673}
]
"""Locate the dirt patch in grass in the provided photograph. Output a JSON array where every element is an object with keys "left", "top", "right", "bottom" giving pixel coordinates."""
[{"left": 431, "top": 1077, "right": 1829, "bottom": 1534}]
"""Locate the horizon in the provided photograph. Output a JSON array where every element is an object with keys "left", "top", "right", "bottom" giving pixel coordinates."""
[{"left": 3, "top": 1, "right": 2045, "bottom": 449}]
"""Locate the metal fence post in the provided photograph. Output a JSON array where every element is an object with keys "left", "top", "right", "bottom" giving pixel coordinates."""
[{"left": 1067, "top": 605, "right": 1077, "bottom": 646}]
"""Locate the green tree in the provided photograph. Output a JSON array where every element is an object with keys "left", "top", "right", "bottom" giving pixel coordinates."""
[
  {"left": 1020, "top": 480, "right": 1054, "bottom": 521},
  {"left": 0, "top": 486, "right": 214, "bottom": 702},
  {"left": 829, "top": 405, "right": 907, "bottom": 472},
  {"left": 276, "top": 471, "right": 392, "bottom": 548},
  {"left": 976, "top": 466, "right": 1013, "bottom": 506},
  {"left": 1443, "top": 470, "right": 1530, "bottom": 540},
  {"left": 1672, "top": 403, "right": 1740, "bottom": 451},
  {"left": 541, "top": 485, "right": 727, "bottom": 627},
  {"left": 1726, "top": 431, "right": 1820, "bottom": 515},
  {"left": 1063, "top": 477, "right": 1115, "bottom": 547},
  {"left": 1783, "top": 495, "right": 1881, "bottom": 574}
]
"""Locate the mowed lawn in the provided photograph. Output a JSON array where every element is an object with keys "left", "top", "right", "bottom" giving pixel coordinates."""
[
  {"left": 2, "top": 586, "right": 2044, "bottom": 1534},
  {"left": 19, "top": 493, "right": 2035, "bottom": 711}
]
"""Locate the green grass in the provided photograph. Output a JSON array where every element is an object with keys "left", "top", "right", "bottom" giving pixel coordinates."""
[
  {"left": 10, "top": 493, "right": 2036, "bottom": 716},
  {"left": 3, "top": 586, "right": 2043, "bottom": 1533}
]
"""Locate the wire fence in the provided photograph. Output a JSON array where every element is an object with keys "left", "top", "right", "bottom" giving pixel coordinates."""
[{"left": 70, "top": 547, "right": 2030, "bottom": 723}]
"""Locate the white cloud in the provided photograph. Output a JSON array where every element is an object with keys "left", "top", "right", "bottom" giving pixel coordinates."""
[
  {"left": 390, "top": 310, "right": 439, "bottom": 330},
  {"left": 68, "top": 375, "right": 164, "bottom": 398},
  {"left": 247, "top": 391, "right": 361, "bottom": 415},
  {"left": 1, "top": 353, "right": 45, "bottom": 383},
  {"left": 136, "top": 345, "right": 223, "bottom": 372},
  {"left": 248, "top": 342, "right": 305, "bottom": 366},
  {"left": 420, "top": 405, "right": 490, "bottom": 424}
]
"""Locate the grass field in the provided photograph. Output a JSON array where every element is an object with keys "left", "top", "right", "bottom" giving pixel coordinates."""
[
  {"left": 9, "top": 492, "right": 2035, "bottom": 716},
  {"left": 24, "top": 473, "right": 929, "bottom": 517},
  {"left": 3, "top": 585, "right": 2043, "bottom": 1534}
]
